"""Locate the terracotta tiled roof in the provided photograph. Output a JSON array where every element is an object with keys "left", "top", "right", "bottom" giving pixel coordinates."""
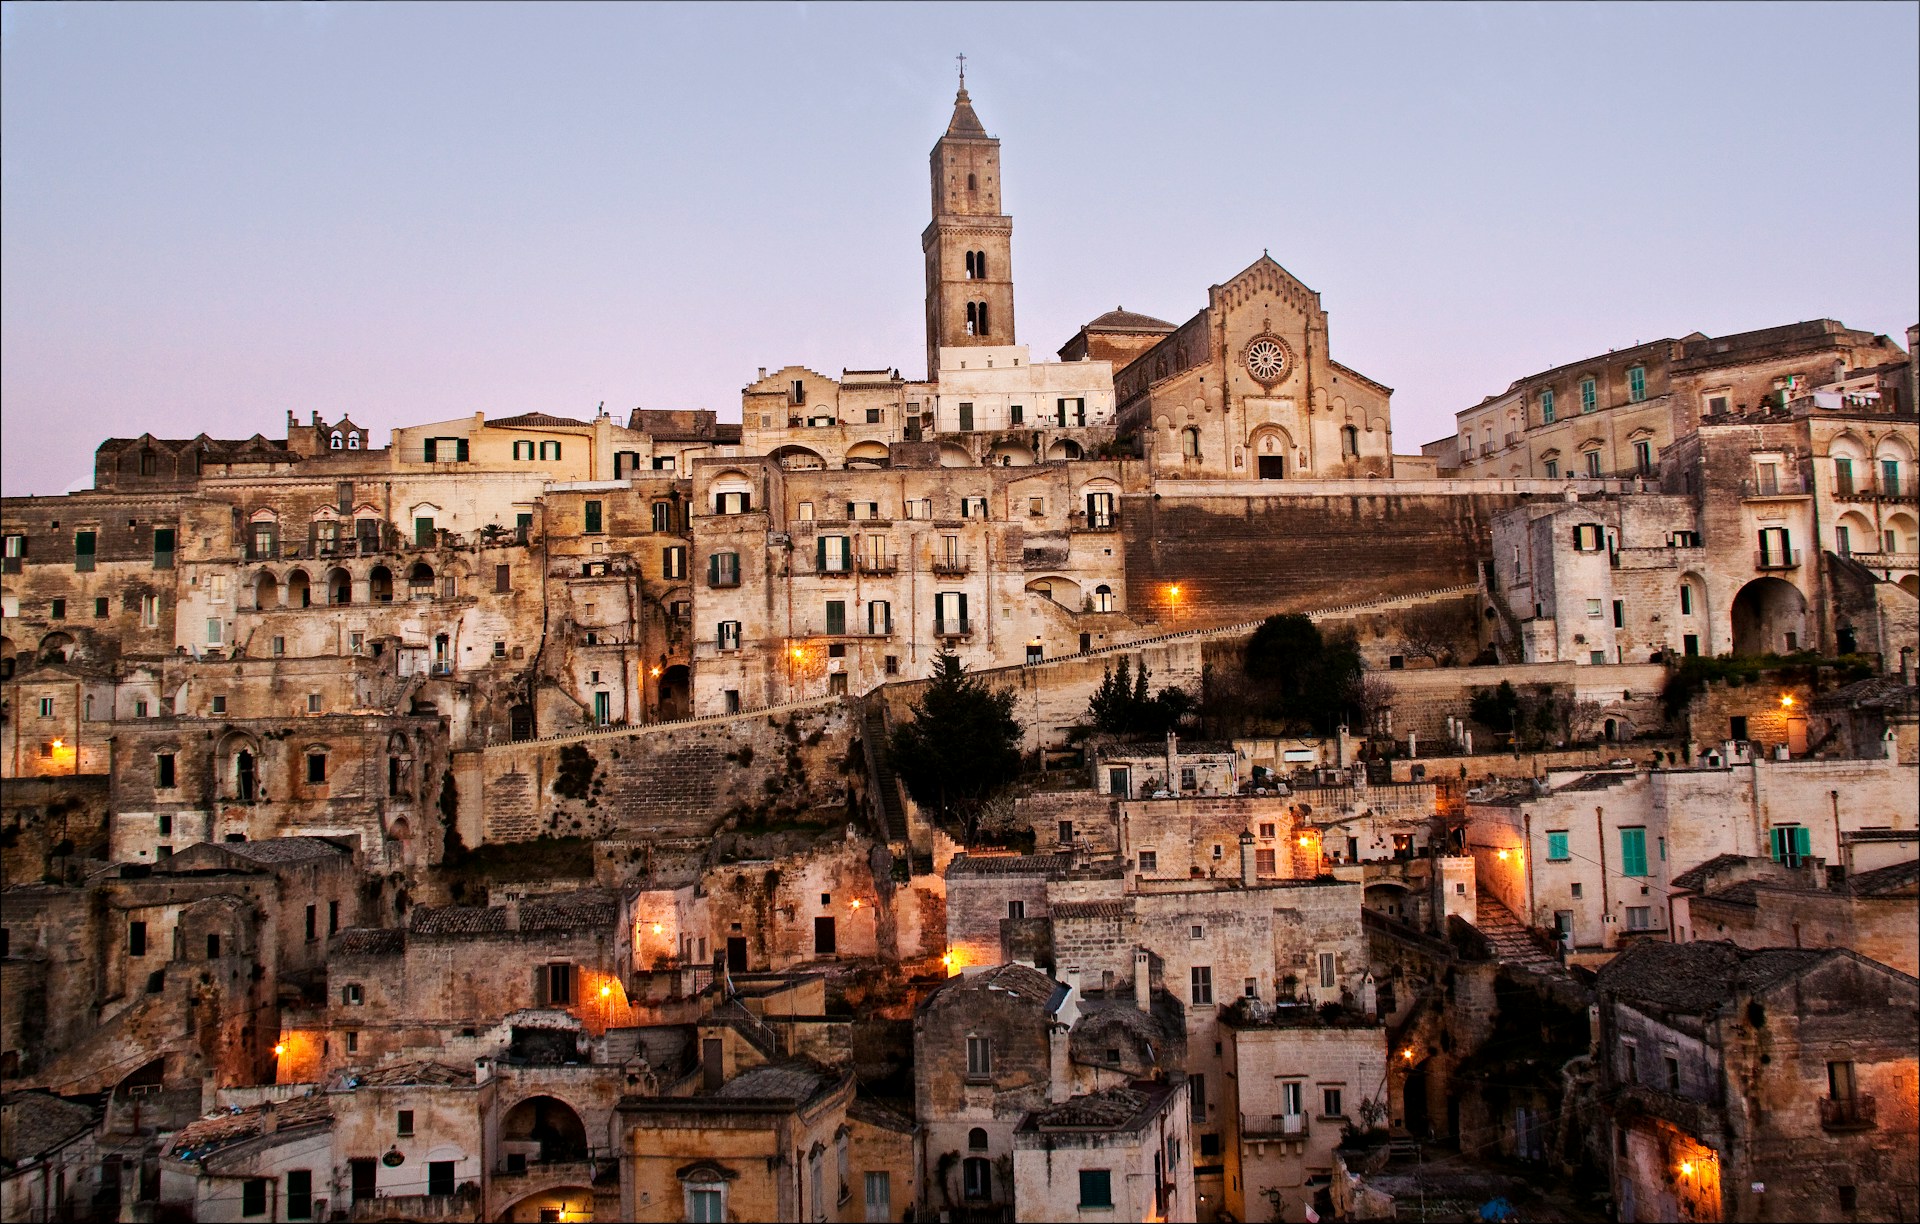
[
  {"left": 1052, "top": 900, "right": 1128, "bottom": 920},
  {"left": 490, "top": 412, "right": 590, "bottom": 429},
  {"left": 215, "top": 837, "right": 350, "bottom": 866},
  {"left": 1848, "top": 859, "right": 1920, "bottom": 896},
  {"left": 1084, "top": 308, "right": 1177, "bottom": 332},
  {"left": 332, "top": 928, "right": 405, "bottom": 956},
  {"left": 1021, "top": 1082, "right": 1175, "bottom": 1133},
  {"left": 946, "top": 853, "right": 1070, "bottom": 877},
  {"left": 713, "top": 1061, "right": 838, "bottom": 1105},
  {"left": 351, "top": 1060, "right": 473, "bottom": 1088},
  {"left": 1597, "top": 941, "right": 1825, "bottom": 1015},
  {"left": 167, "top": 1094, "right": 332, "bottom": 1161},
  {"left": 409, "top": 890, "right": 617, "bottom": 937},
  {"left": 1670, "top": 854, "right": 1754, "bottom": 891},
  {"left": 0, "top": 1092, "right": 98, "bottom": 1167}
]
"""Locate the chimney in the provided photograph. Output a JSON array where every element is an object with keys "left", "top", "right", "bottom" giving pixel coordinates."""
[
  {"left": 501, "top": 896, "right": 521, "bottom": 931},
  {"left": 1048, "top": 1022, "right": 1073, "bottom": 1103},
  {"left": 1133, "top": 948, "right": 1151, "bottom": 1011},
  {"left": 1064, "top": 965, "right": 1081, "bottom": 999},
  {"left": 1240, "top": 831, "right": 1257, "bottom": 887},
  {"left": 757, "top": 367, "right": 767, "bottom": 380},
  {"left": 258, "top": 1102, "right": 278, "bottom": 1135}
]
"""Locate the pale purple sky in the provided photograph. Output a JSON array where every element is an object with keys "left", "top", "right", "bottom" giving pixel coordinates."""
[{"left": 4, "top": 2, "right": 1915, "bottom": 495}]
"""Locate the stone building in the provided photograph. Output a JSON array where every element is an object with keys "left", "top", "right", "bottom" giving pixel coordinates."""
[
  {"left": 1010, "top": 1080, "right": 1193, "bottom": 1224},
  {"left": 1670, "top": 854, "right": 1919, "bottom": 976},
  {"left": 1595, "top": 941, "right": 1919, "bottom": 1224},
  {"left": 1107, "top": 255, "right": 1396, "bottom": 481},
  {"left": 1468, "top": 754, "right": 1919, "bottom": 962},
  {"left": 1435, "top": 318, "right": 1909, "bottom": 482},
  {"left": 1, "top": 836, "right": 363, "bottom": 1098}
]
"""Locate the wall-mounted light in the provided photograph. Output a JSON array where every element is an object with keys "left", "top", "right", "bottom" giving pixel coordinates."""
[
  {"left": 651, "top": 922, "right": 664, "bottom": 935},
  {"left": 273, "top": 1042, "right": 286, "bottom": 1057},
  {"left": 1779, "top": 694, "right": 1794, "bottom": 708},
  {"left": 599, "top": 983, "right": 612, "bottom": 999},
  {"left": 849, "top": 898, "right": 862, "bottom": 910}
]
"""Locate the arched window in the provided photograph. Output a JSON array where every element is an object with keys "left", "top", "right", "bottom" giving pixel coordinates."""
[
  {"left": 1181, "top": 427, "right": 1202, "bottom": 459},
  {"left": 966, "top": 172, "right": 977, "bottom": 191},
  {"left": 330, "top": 431, "right": 343, "bottom": 450},
  {"left": 965, "top": 302, "right": 978, "bottom": 336},
  {"left": 973, "top": 250, "right": 987, "bottom": 279},
  {"left": 976, "top": 301, "right": 989, "bottom": 336},
  {"left": 964, "top": 251, "right": 976, "bottom": 279},
  {"left": 1342, "top": 425, "right": 1360, "bottom": 458},
  {"left": 1093, "top": 584, "right": 1114, "bottom": 613},
  {"left": 968, "top": 1127, "right": 989, "bottom": 1151}
]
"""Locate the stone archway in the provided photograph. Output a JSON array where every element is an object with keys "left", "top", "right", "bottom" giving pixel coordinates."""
[{"left": 1730, "top": 577, "right": 1808, "bottom": 655}]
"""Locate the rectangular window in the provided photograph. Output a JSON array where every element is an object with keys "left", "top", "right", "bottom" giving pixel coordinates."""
[
  {"left": 1581, "top": 377, "right": 1597, "bottom": 414},
  {"left": 1627, "top": 906, "right": 1651, "bottom": 930},
  {"left": 51, "top": 597, "right": 66, "bottom": 620},
  {"left": 663, "top": 546, "right": 686, "bottom": 579},
  {"left": 38, "top": 697, "right": 54, "bottom": 717},
  {"left": 152, "top": 527, "right": 175, "bottom": 570},
  {"left": 1628, "top": 366, "right": 1647, "bottom": 402},
  {"left": 583, "top": 500, "right": 603, "bottom": 534},
  {"left": 825, "top": 600, "right": 846, "bottom": 635},
  {"left": 206, "top": 618, "right": 225, "bottom": 647},
  {"left": 1282, "top": 1081, "right": 1303, "bottom": 1117},
  {"left": 286, "top": 1170, "right": 313, "bottom": 1220},
  {"left": 92, "top": 595, "right": 108, "bottom": 618},
  {"left": 1009, "top": 404, "right": 1023, "bottom": 425},
  {"left": 1620, "top": 827, "right": 1649, "bottom": 877},
  {"left": 1540, "top": 389, "right": 1555, "bottom": 423},
  {"left": 545, "top": 962, "right": 575, "bottom": 1005},
  {"left": 689, "top": 1188, "right": 724, "bottom": 1223},
  {"left": 1679, "top": 585, "right": 1693, "bottom": 615},
  {"left": 1586, "top": 598, "right": 1604, "bottom": 618},
  {"left": 307, "top": 753, "right": 327, "bottom": 784},
  {"left": 242, "top": 1178, "right": 268, "bottom": 1217},
  {"left": 1634, "top": 439, "right": 1653, "bottom": 474},
  {"left": 1757, "top": 462, "right": 1779, "bottom": 496},
  {"left": 157, "top": 753, "right": 176, "bottom": 789},
  {"left": 427, "top": 1161, "right": 455, "bottom": 1197},
  {"left": 935, "top": 591, "right": 969, "bottom": 636},
  {"left": 1613, "top": 599, "right": 1625, "bottom": 628},
  {"left": 537, "top": 440, "right": 558, "bottom": 461},
  {"left": 1191, "top": 965, "right": 1213, "bottom": 1005},
  {"left": 1544, "top": 459, "right": 1559, "bottom": 479},
  {"left": 867, "top": 600, "right": 892, "bottom": 635},
  {"left": 717, "top": 621, "right": 741, "bottom": 652},
  {"left": 708, "top": 552, "right": 740, "bottom": 587},
  {"left": 1256, "top": 848, "right": 1276, "bottom": 876},
  {"left": 1883, "top": 458, "right": 1902, "bottom": 497},
  {"left": 967, "top": 1035, "right": 992, "bottom": 1078},
  {"left": 74, "top": 530, "right": 96, "bottom": 572},
  {"left": 129, "top": 920, "right": 147, "bottom": 957},
  {"left": 652, "top": 502, "right": 675, "bottom": 532},
  {"left": 1586, "top": 450, "right": 1603, "bottom": 477},
  {"left": 2, "top": 533, "right": 24, "bottom": 572},
  {"left": 1573, "top": 523, "right": 1604, "bottom": 551},
  {"left": 957, "top": 402, "right": 973, "bottom": 432},
  {"left": 211, "top": 695, "right": 227, "bottom": 714},
  {"left": 1770, "top": 824, "right": 1811, "bottom": 866},
  {"left": 1137, "top": 849, "right": 1157, "bottom": 873},
  {"left": 1322, "top": 1087, "right": 1345, "bottom": 1117},
  {"left": 1319, "top": 951, "right": 1337, "bottom": 989},
  {"left": 714, "top": 491, "right": 750, "bottom": 515},
  {"left": 1189, "top": 1073, "right": 1206, "bottom": 1123},
  {"left": 1008, "top": 900, "right": 1025, "bottom": 920},
  {"left": 1546, "top": 831, "right": 1569, "bottom": 861},
  {"left": 818, "top": 535, "right": 850, "bottom": 573},
  {"left": 1078, "top": 1170, "right": 1113, "bottom": 1209},
  {"left": 864, "top": 1171, "right": 890, "bottom": 1223}
]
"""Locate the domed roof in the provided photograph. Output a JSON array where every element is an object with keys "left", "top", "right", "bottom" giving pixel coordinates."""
[{"left": 1084, "top": 307, "right": 1177, "bottom": 333}]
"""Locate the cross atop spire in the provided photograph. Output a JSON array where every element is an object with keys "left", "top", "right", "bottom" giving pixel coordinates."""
[{"left": 945, "top": 57, "right": 985, "bottom": 136}]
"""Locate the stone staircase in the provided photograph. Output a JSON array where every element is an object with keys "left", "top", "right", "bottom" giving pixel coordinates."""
[
  {"left": 861, "top": 705, "right": 909, "bottom": 848},
  {"left": 1471, "top": 895, "right": 1574, "bottom": 979}
]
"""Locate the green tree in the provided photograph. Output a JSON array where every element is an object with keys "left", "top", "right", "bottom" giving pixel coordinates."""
[
  {"left": 890, "top": 649, "right": 1023, "bottom": 836},
  {"left": 1242, "top": 613, "right": 1366, "bottom": 732},
  {"left": 1470, "top": 680, "right": 1520, "bottom": 733}
]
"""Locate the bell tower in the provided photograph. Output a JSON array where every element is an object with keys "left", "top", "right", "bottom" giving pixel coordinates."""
[{"left": 923, "top": 60, "right": 1014, "bottom": 379}]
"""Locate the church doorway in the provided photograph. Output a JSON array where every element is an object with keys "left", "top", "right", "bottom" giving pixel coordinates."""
[{"left": 1258, "top": 455, "right": 1286, "bottom": 479}]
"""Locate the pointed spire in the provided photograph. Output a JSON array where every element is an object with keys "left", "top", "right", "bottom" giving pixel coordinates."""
[{"left": 947, "top": 53, "right": 986, "bottom": 136}]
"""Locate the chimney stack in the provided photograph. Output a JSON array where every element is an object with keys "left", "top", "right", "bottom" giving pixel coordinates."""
[
  {"left": 1133, "top": 948, "right": 1151, "bottom": 1011},
  {"left": 1064, "top": 965, "right": 1081, "bottom": 998},
  {"left": 1240, "top": 831, "right": 1257, "bottom": 887},
  {"left": 501, "top": 896, "right": 521, "bottom": 931}
]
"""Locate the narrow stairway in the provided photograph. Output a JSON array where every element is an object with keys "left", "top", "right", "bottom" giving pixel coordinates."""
[{"left": 862, "top": 706, "right": 909, "bottom": 846}]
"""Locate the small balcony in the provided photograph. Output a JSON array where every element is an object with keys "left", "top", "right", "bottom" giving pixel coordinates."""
[
  {"left": 931, "top": 553, "right": 972, "bottom": 577},
  {"left": 858, "top": 555, "right": 896, "bottom": 576},
  {"left": 1755, "top": 549, "right": 1801, "bottom": 570},
  {"left": 1819, "top": 1094, "right": 1875, "bottom": 1131},
  {"left": 935, "top": 620, "right": 972, "bottom": 638}
]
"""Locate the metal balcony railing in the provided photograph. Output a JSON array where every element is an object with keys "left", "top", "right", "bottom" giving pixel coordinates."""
[
  {"left": 1755, "top": 549, "right": 1801, "bottom": 570},
  {"left": 1820, "top": 1094, "right": 1875, "bottom": 1130}
]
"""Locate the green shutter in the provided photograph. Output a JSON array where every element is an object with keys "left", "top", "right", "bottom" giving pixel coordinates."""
[
  {"left": 1547, "top": 832, "right": 1569, "bottom": 861},
  {"left": 1794, "top": 827, "right": 1811, "bottom": 861},
  {"left": 958, "top": 593, "right": 968, "bottom": 631},
  {"left": 1620, "top": 828, "right": 1648, "bottom": 877},
  {"left": 708, "top": 554, "right": 720, "bottom": 585},
  {"left": 422, "top": 438, "right": 437, "bottom": 462},
  {"left": 456, "top": 438, "right": 470, "bottom": 461},
  {"left": 826, "top": 601, "right": 845, "bottom": 635},
  {"left": 816, "top": 537, "right": 827, "bottom": 571}
]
